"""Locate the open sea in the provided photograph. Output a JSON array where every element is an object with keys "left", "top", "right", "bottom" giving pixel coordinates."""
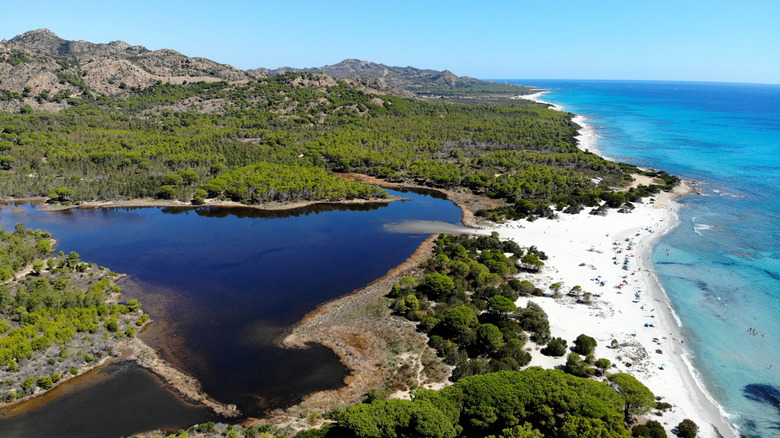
[{"left": 505, "top": 80, "right": 780, "bottom": 437}]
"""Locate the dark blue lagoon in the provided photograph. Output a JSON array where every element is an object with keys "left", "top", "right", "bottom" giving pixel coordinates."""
[{"left": 0, "top": 189, "right": 463, "bottom": 435}]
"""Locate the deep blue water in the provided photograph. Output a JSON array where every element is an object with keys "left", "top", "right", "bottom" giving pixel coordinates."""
[
  {"left": 506, "top": 80, "right": 780, "bottom": 437},
  {"left": 0, "top": 189, "right": 463, "bottom": 434}
]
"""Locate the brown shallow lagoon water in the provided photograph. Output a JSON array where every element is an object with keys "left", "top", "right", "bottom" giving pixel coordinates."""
[
  {"left": 0, "top": 189, "right": 462, "bottom": 436},
  {"left": 0, "top": 361, "right": 219, "bottom": 438}
]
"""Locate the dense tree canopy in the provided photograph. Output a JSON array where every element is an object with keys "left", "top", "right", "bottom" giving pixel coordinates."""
[
  {"left": 328, "top": 369, "right": 632, "bottom": 438},
  {"left": 0, "top": 73, "right": 677, "bottom": 212},
  {"left": 389, "top": 234, "right": 551, "bottom": 381},
  {"left": 0, "top": 224, "right": 143, "bottom": 402}
]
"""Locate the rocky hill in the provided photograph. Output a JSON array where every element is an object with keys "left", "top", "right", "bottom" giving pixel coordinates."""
[
  {"left": 249, "top": 59, "right": 483, "bottom": 96},
  {"left": 6, "top": 28, "right": 150, "bottom": 60},
  {"left": 1, "top": 29, "right": 529, "bottom": 113},
  {"left": 0, "top": 29, "right": 254, "bottom": 111}
]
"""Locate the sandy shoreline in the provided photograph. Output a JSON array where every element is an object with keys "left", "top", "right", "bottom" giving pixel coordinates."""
[
  {"left": 512, "top": 90, "right": 736, "bottom": 437},
  {"left": 520, "top": 91, "right": 603, "bottom": 156},
  {"left": 4, "top": 194, "right": 402, "bottom": 213},
  {"left": 489, "top": 191, "right": 734, "bottom": 437}
]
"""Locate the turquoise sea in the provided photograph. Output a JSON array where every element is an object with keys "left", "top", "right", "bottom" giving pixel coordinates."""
[{"left": 505, "top": 80, "right": 780, "bottom": 437}]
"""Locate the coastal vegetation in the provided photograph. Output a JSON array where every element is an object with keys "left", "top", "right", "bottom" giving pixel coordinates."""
[
  {"left": 387, "top": 233, "right": 616, "bottom": 388},
  {"left": 202, "top": 162, "right": 387, "bottom": 204},
  {"left": 0, "top": 223, "right": 143, "bottom": 403},
  {"left": 321, "top": 368, "right": 654, "bottom": 438},
  {"left": 388, "top": 233, "right": 551, "bottom": 381},
  {"left": 0, "top": 71, "right": 676, "bottom": 215},
  {"left": 151, "top": 368, "right": 657, "bottom": 438}
]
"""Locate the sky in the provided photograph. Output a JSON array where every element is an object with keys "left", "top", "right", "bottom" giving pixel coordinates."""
[{"left": 1, "top": 0, "right": 779, "bottom": 84}]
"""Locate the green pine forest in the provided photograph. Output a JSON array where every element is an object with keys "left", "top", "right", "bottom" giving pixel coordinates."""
[
  {"left": 0, "top": 223, "right": 144, "bottom": 403},
  {"left": 1, "top": 73, "right": 677, "bottom": 218}
]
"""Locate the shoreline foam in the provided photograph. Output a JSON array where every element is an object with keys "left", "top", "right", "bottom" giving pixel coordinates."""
[{"left": 520, "top": 91, "right": 603, "bottom": 155}]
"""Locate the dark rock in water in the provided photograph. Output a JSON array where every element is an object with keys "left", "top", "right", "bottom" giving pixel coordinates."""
[{"left": 743, "top": 383, "right": 780, "bottom": 414}]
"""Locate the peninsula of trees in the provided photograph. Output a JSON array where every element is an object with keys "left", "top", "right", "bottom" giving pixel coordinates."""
[{"left": 0, "top": 223, "right": 145, "bottom": 403}]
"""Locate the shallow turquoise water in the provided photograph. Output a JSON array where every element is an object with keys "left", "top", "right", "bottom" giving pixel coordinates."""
[{"left": 505, "top": 80, "right": 780, "bottom": 437}]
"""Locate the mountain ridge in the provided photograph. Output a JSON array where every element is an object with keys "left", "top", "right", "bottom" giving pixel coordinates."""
[
  {"left": 1, "top": 29, "right": 527, "bottom": 112},
  {"left": 249, "top": 58, "right": 482, "bottom": 89}
]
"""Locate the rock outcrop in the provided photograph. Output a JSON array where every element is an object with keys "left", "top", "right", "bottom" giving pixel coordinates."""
[
  {"left": 249, "top": 58, "right": 481, "bottom": 96},
  {"left": 0, "top": 29, "right": 252, "bottom": 111},
  {"left": 1, "top": 29, "right": 512, "bottom": 113}
]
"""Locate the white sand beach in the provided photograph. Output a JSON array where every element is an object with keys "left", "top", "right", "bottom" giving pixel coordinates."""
[
  {"left": 492, "top": 91, "right": 737, "bottom": 437},
  {"left": 491, "top": 195, "right": 734, "bottom": 437},
  {"left": 520, "top": 91, "right": 602, "bottom": 155}
]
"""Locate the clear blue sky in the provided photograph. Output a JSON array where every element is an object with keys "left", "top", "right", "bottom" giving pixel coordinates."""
[{"left": 2, "top": 0, "right": 779, "bottom": 84}]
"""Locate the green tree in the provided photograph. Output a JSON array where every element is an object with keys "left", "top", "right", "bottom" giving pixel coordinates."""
[
  {"left": 65, "top": 251, "right": 81, "bottom": 268},
  {"left": 495, "top": 338, "right": 531, "bottom": 368},
  {"left": 516, "top": 302, "right": 550, "bottom": 343},
  {"left": 631, "top": 420, "right": 667, "bottom": 438},
  {"left": 519, "top": 254, "right": 544, "bottom": 271},
  {"left": 47, "top": 187, "right": 75, "bottom": 202},
  {"left": 401, "top": 294, "right": 420, "bottom": 313},
  {"left": 488, "top": 423, "right": 544, "bottom": 438},
  {"left": 488, "top": 295, "right": 516, "bottom": 315},
  {"left": 476, "top": 323, "right": 505, "bottom": 353},
  {"left": 442, "top": 306, "right": 478, "bottom": 338},
  {"left": 574, "top": 333, "right": 597, "bottom": 355},
  {"left": 209, "top": 162, "right": 226, "bottom": 175},
  {"left": 675, "top": 419, "right": 698, "bottom": 438},
  {"left": 126, "top": 299, "right": 140, "bottom": 311},
  {"left": 608, "top": 373, "right": 656, "bottom": 420},
  {"left": 36, "top": 238, "right": 53, "bottom": 254},
  {"left": 36, "top": 376, "right": 53, "bottom": 389},
  {"left": 0, "top": 155, "right": 15, "bottom": 170},
  {"left": 105, "top": 318, "right": 118, "bottom": 332},
  {"left": 162, "top": 173, "right": 184, "bottom": 186},
  {"left": 541, "top": 337, "right": 568, "bottom": 357},
  {"left": 32, "top": 260, "right": 45, "bottom": 275},
  {"left": 179, "top": 169, "right": 199, "bottom": 185},
  {"left": 337, "top": 398, "right": 457, "bottom": 438},
  {"left": 399, "top": 275, "right": 417, "bottom": 290},
  {"left": 595, "top": 358, "right": 612, "bottom": 374},
  {"left": 565, "top": 352, "right": 592, "bottom": 377},
  {"left": 21, "top": 376, "right": 36, "bottom": 393},
  {"left": 156, "top": 185, "right": 177, "bottom": 199},
  {"left": 422, "top": 272, "right": 455, "bottom": 298}
]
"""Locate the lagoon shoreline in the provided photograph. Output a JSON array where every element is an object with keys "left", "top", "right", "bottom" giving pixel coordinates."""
[{"left": 4, "top": 194, "right": 403, "bottom": 213}]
